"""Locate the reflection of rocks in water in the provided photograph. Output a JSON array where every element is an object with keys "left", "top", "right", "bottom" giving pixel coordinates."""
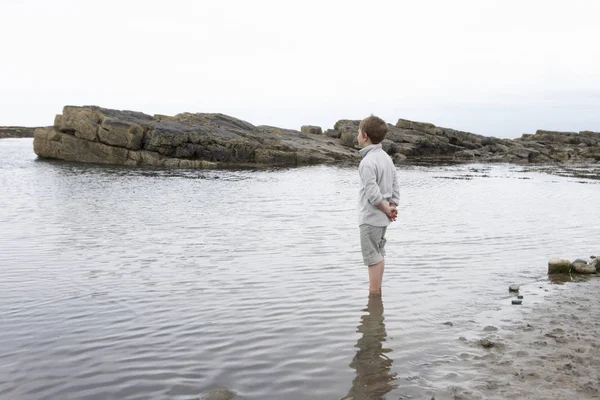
[
  {"left": 548, "top": 274, "right": 593, "bottom": 285},
  {"left": 343, "top": 294, "right": 397, "bottom": 400}
]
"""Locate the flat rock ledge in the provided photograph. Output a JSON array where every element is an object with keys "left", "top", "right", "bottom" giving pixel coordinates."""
[{"left": 33, "top": 105, "right": 600, "bottom": 168}]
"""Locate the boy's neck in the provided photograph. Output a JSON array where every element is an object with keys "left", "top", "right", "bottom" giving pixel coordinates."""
[
  {"left": 362, "top": 140, "right": 376, "bottom": 147},
  {"left": 359, "top": 142, "right": 381, "bottom": 157}
]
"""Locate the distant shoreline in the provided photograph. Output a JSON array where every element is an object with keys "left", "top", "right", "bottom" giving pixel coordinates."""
[
  {"left": 0, "top": 126, "right": 37, "bottom": 139},
  {"left": 14, "top": 105, "right": 600, "bottom": 167}
]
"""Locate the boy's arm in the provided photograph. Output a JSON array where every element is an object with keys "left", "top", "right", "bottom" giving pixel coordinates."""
[
  {"left": 376, "top": 201, "right": 396, "bottom": 220},
  {"left": 359, "top": 163, "right": 383, "bottom": 207},
  {"left": 391, "top": 168, "right": 400, "bottom": 207}
]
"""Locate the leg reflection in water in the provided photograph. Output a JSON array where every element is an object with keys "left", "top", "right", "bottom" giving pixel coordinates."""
[{"left": 343, "top": 294, "right": 397, "bottom": 400}]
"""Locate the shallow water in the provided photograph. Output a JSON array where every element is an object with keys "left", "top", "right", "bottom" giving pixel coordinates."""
[{"left": 1, "top": 139, "right": 599, "bottom": 399}]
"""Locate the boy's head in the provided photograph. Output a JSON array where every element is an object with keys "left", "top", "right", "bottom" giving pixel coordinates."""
[{"left": 357, "top": 115, "right": 388, "bottom": 147}]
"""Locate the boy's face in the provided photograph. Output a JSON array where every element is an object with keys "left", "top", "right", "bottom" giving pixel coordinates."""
[{"left": 357, "top": 128, "right": 369, "bottom": 147}]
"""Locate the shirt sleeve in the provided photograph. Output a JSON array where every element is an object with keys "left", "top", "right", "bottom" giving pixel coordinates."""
[
  {"left": 359, "top": 162, "right": 384, "bottom": 206},
  {"left": 391, "top": 168, "right": 400, "bottom": 206}
]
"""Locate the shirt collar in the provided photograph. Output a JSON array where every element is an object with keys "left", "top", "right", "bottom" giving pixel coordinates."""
[{"left": 359, "top": 143, "right": 382, "bottom": 158}]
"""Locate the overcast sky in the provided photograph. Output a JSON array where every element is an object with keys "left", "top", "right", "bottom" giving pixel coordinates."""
[{"left": 1, "top": 0, "right": 599, "bottom": 138}]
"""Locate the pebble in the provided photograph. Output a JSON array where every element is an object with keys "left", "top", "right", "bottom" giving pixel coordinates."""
[
  {"left": 509, "top": 284, "right": 520, "bottom": 292},
  {"left": 512, "top": 299, "right": 523, "bottom": 305},
  {"left": 517, "top": 295, "right": 524, "bottom": 299}
]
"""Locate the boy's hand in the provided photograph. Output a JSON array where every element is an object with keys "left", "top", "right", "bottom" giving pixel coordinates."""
[
  {"left": 378, "top": 201, "right": 398, "bottom": 222},
  {"left": 388, "top": 204, "right": 398, "bottom": 222}
]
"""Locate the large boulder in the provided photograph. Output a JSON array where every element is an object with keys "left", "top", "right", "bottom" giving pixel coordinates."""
[{"left": 335, "top": 120, "right": 359, "bottom": 148}]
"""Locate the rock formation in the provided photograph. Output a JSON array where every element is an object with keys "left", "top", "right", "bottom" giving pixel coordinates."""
[
  {"left": 33, "top": 105, "right": 600, "bottom": 168},
  {"left": 33, "top": 106, "right": 357, "bottom": 168},
  {"left": 0, "top": 127, "right": 36, "bottom": 139}
]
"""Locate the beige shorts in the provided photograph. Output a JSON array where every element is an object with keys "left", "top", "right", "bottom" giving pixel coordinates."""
[{"left": 359, "top": 224, "right": 387, "bottom": 266}]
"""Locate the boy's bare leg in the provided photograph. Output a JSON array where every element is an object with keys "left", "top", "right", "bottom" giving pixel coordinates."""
[{"left": 368, "top": 260, "right": 384, "bottom": 294}]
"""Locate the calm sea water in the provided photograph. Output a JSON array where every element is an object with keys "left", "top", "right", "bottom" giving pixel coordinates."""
[{"left": 1, "top": 139, "right": 599, "bottom": 400}]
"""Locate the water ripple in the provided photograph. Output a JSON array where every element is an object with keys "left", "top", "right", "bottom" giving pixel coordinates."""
[{"left": 1, "top": 141, "right": 599, "bottom": 399}]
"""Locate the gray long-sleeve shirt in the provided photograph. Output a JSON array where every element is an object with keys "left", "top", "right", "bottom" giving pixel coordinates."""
[{"left": 358, "top": 144, "right": 400, "bottom": 227}]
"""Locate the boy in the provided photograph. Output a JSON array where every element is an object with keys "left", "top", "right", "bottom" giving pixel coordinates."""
[{"left": 357, "top": 115, "right": 400, "bottom": 295}]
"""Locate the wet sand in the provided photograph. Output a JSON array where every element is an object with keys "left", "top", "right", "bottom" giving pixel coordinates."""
[{"left": 434, "top": 275, "right": 600, "bottom": 400}]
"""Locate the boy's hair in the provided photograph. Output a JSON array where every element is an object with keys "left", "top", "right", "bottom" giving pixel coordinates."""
[{"left": 359, "top": 115, "right": 388, "bottom": 144}]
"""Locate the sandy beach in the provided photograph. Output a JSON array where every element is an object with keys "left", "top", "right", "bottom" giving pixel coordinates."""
[{"left": 432, "top": 275, "right": 600, "bottom": 400}]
